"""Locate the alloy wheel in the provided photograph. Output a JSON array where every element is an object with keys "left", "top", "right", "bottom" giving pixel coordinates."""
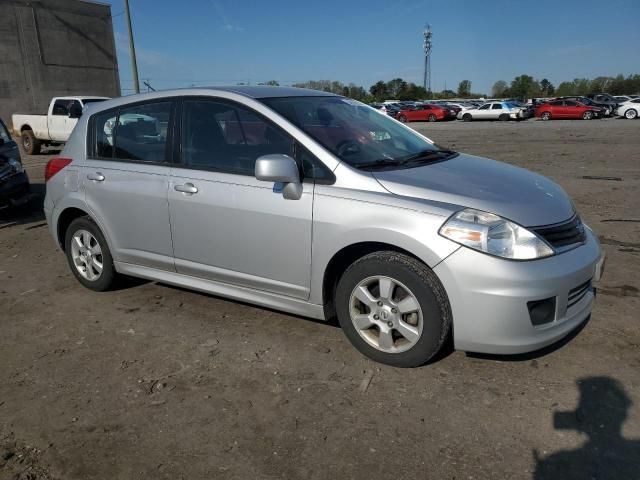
[
  {"left": 625, "top": 109, "right": 637, "bottom": 119},
  {"left": 70, "top": 229, "right": 104, "bottom": 281},
  {"left": 349, "top": 275, "right": 423, "bottom": 353}
]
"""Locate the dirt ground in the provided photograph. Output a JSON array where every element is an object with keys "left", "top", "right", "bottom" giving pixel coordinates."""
[{"left": 1, "top": 118, "right": 639, "bottom": 479}]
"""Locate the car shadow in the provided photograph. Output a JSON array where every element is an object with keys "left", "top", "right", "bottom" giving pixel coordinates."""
[
  {"left": 532, "top": 376, "right": 640, "bottom": 479},
  {"left": 465, "top": 315, "right": 590, "bottom": 362},
  {"left": 0, "top": 182, "right": 45, "bottom": 228}
]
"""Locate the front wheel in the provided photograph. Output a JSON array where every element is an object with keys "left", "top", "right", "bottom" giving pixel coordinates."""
[
  {"left": 462, "top": 113, "right": 472, "bottom": 122},
  {"left": 335, "top": 251, "right": 452, "bottom": 367},
  {"left": 65, "top": 216, "right": 118, "bottom": 291},
  {"left": 499, "top": 113, "right": 510, "bottom": 122},
  {"left": 582, "top": 111, "right": 594, "bottom": 120},
  {"left": 427, "top": 114, "right": 437, "bottom": 122},
  {"left": 625, "top": 109, "right": 638, "bottom": 119}
]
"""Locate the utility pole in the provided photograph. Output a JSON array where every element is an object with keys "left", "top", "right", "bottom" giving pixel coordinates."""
[
  {"left": 422, "top": 25, "right": 433, "bottom": 93},
  {"left": 124, "top": 0, "right": 140, "bottom": 94}
]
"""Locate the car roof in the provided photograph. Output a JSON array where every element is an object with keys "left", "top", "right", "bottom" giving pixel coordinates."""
[
  {"left": 55, "top": 96, "right": 111, "bottom": 100},
  {"left": 187, "top": 86, "right": 338, "bottom": 99}
]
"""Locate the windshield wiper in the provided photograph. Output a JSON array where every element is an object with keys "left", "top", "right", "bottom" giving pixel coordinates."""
[
  {"left": 400, "top": 148, "right": 457, "bottom": 163},
  {"left": 355, "top": 149, "right": 457, "bottom": 171},
  {"left": 354, "top": 159, "right": 402, "bottom": 171}
]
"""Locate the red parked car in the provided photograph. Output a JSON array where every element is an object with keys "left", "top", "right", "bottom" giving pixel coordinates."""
[
  {"left": 535, "top": 100, "right": 602, "bottom": 120},
  {"left": 397, "top": 104, "right": 456, "bottom": 123}
]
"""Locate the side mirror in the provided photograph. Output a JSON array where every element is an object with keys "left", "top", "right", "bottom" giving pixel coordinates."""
[
  {"left": 255, "top": 154, "right": 302, "bottom": 200},
  {"left": 69, "top": 105, "right": 83, "bottom": 119}
]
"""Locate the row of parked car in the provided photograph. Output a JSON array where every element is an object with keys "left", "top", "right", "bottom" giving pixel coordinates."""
[{"left": 371, "top": 93, "right": 640, "bottom": 122}]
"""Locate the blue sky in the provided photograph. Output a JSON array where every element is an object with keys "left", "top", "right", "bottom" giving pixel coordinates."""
[{"left": 109, "top": 0, "right": 640, "bottom": 95}]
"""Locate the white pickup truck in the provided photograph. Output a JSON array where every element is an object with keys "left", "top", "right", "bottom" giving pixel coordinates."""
[{"left": 12, "top": 96, "right": 109, "bottom": 154}]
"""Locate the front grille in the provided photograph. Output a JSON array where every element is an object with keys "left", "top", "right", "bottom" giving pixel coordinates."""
[
  {"left": 568, "top": 279, "right": 592, "bottom": 309},
  {"left": 532, "top": 215, "right": 586, "bottom": 250}
]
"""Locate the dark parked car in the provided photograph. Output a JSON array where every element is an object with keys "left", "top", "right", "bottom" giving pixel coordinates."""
[
  {"left": 584, "top": 94, "right": 619, "bottom": 113},
  {"left": 0, "top": 118, "right": 30, "bottom": 210}
]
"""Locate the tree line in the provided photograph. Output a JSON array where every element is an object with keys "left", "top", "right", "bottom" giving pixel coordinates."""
[{"left": 255, "top": 74, "right": 639, "bottom": 102}]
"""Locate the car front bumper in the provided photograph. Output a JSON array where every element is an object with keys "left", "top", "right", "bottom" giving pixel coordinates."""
[{"left": 434, "top": 228, "right": 603, "bottom": 354}]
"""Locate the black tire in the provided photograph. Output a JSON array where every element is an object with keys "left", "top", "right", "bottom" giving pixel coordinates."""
[
  {"left": 427, "top": 114, "right": 437, "bottom": 122},
  {"left": 462, "top": 113, "right": 472, "bottom": 122},
  {"left": 398, "top": 115, "right": 407, "bottom": 123},
  {"left": 582, "top": 111, "right": 593, "bottom": 120},
  {"left": 624, "top": 108, "right": 638, "bottom": 119},
  {"left": 21, "top": 130, "right": 40, "bottom": 155},
  {"left": 540, "top": 111, "right": 551, "bottom": 121},
  {"left": 499, "top": 113, "right": 510, "bottom": 122},
  {"left": 335, "top": 251, "right": 452, "bottom": 368},
  {"left": 64, "top": 216, "right": 117, "bottom": 292}
]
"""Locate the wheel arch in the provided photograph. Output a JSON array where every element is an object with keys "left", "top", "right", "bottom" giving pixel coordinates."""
[
  {"left": 321, "top": 241, "right": 429, "bottom": 320},
  {"left": 56, "top": 207, "right": 91, "bottom": 251}
]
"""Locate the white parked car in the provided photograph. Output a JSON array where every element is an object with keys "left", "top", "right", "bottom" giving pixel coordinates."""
[
  {"left": 616, "top": 98, "right": 640, "bottom": 119},
  {"left": 457, "top": 102, "right": 529, "bottom": 121},
  {"left": 12, "top": 96, "right": 109, "bottom": 154}
]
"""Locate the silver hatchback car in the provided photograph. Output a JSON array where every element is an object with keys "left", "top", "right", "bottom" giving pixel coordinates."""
[{"left": 44, "top": 87, "right": 605, "bottom": 367}]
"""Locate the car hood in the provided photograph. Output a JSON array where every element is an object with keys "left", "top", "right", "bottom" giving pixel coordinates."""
[{"left": 372, "top": 153, "right": 575, "bottom": 227}]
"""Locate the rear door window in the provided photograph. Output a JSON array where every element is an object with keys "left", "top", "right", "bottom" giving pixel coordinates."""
[
  {"left": 90, "top": 101, "right": 173, "bottom": 163},
  {"left": 113, "top": 102, "right": 172, "bottom": 163},
  {"left": 491, "top": 104, "right": 503, "bottom": 110}
]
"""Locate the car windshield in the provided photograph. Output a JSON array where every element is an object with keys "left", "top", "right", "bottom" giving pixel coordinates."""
[{"left": 261, "top": 96, "right": 454, "bottom": 170}]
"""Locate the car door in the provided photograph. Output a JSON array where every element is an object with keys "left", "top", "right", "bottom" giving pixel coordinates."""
[
  {"left": 167, "top": 97, "right": 313, "bottom": 300},
  {"left": 49, "top": 99, "right": 72, "bottom": 141},
  {"left": 475, "top": 103, "right": 491, "bottom": 119},
  {"left": 563, "top": 100, "right": 579, "bottom": 118},
  {"left": 489, "top": 103, "right": 504, "bottom": 119},
  {"left": 83, "top": 100, "right": 176, "bottom": 271}
]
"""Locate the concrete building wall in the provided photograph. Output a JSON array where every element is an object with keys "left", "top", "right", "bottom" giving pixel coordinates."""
[{"left": 0, "top": 0, "right": 120, "bottom": 128}]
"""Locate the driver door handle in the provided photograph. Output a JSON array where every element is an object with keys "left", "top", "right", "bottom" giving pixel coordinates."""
[
  {"left": 87, "top": 172, "right": 105, "bottom": 182},
  {"left": 174, "top": 183, "right": 198, "bottom": 194}
]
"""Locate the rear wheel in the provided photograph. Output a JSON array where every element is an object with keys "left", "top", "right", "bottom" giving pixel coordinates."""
[
  {"left": 64, "top": 216, "right": 117, "bottom": 291},
  {"left": 625, "top": 108, "right": 638, "bottom": 119},
  {"left": 582, "top": 111, "right": 594, "bottom": 120},
  {"left": 499, "top": 113, "right": 510, "bottom": 122},
  {"left": 462, "top": 113, "right": 472, "bottom": 122},
  {"left": 335, "top": 251, "right": 451, "bottom": 367},
  {"left": 540, "top": 111, "right": 551, "bottom": 121},
  {"left": 427, "top": 114, "right": 437, "bottom": 122},
  {"left": 21, "top": 130, "right": 40, "bottom": 155},
  {"left": 398, "top": 115, "right": 407, "bottom": 123}
]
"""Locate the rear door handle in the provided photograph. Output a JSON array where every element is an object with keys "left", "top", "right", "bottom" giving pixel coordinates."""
[
  {"left": 174, "top": 183, "right": 198, "bottom": 194},
  {"left": 87, "top": 172, "right": 105, "bottom": 182}
]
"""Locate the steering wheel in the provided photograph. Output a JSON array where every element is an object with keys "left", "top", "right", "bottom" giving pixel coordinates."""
[{"left": 336, "top": 140, "right": 361, "bottom": 157}]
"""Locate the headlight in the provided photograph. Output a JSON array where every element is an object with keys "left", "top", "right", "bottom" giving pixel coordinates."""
[
  {"left": 8, "top": 158, "right": 24, "bottom": 173},
  {"left": 439, "top": 208, "right": 554, "bottom": 260}
]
